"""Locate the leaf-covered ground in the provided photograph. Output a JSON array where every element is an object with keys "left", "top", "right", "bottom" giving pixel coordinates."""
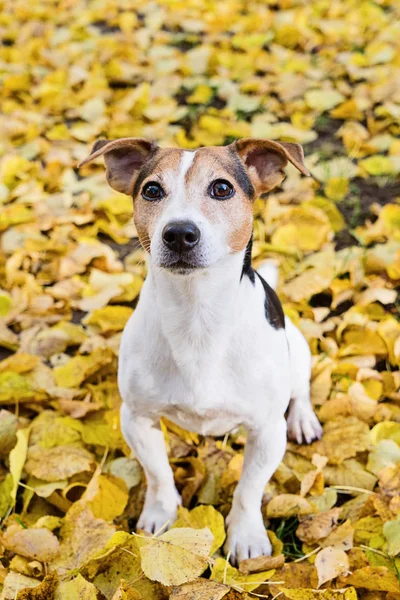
[{"left": 1, "top": 0, "right": 400, "bottom": 598}]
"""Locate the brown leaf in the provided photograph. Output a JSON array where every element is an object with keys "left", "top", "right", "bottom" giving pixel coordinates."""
[
  {"left": 315, "top": 547, "right": 349, "bottom": 588},
  {"left": 239, "top": 553, "right": 285, "bottom": 574},
  {"left": 296, "top": 508, "right": 341, "bottom": 544}
]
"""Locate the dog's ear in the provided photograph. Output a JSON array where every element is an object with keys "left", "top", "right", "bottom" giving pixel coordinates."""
[
  {"left": 78, "top": 138, "right": 158, "bottom": 195},
  {"left": 234, "top": 138, "right": 310, "bottom": 195}
]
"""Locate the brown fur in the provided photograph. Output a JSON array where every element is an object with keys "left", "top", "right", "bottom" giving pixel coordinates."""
[{"left": 79, "top": 138, "right": 308, "bottom": 256}]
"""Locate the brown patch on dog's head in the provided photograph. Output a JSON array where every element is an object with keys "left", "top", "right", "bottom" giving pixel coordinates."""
[
  {"left": 131, "top": 148, "right": 184, "bottom": 250},
  {"left": 179, "top": 146, "right": 255, "bottom": 253},
  {"left": 79, "top": 137, "right": 309, "bottom": 266}
]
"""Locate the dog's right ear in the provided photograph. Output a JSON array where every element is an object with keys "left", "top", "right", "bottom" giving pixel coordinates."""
[{"left": 78, "top": 138, "right": 158, "bottom": 195}]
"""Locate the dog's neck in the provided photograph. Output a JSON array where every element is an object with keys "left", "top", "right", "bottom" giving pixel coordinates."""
[{"left": 146, "top": 250, "right": 248, "bottom": 368}]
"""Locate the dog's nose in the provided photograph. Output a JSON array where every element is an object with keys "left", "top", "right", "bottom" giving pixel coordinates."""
[{"left": 162, "top": 221, "right": 200, "bottom": 253}]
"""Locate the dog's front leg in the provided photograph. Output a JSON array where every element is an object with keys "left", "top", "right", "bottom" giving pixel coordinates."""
[
  {"left": 121, "top": 405, "right": 181, "bottom": 534},
  {"left": 224, "top": 418, "right": 287, "bottom": 565}
]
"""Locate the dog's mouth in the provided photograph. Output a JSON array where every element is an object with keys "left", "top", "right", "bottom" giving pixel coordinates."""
[{"left": 159, "top": 256, "right": 206, "bottom": 275}]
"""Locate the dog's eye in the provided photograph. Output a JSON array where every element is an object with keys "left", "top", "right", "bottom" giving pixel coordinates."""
[
  {"left": 210, "top": 179, "right": 234, "bottom": 200},
  {"left": 142, "top": 182, "right": 164, "bottom": 201}
]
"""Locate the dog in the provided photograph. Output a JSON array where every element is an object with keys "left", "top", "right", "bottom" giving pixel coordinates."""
[{"left": 79, "top": 137, "right": 322, "bottom": 565}]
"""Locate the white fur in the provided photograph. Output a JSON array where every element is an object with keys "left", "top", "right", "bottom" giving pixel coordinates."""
[{"left": 118, "top": 153, "right": 322, "bottom": 564}]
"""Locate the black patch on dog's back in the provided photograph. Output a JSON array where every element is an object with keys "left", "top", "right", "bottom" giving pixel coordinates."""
[
  {"left": 241, "top": 237, "right": 255, "bottom": 284},
  {"left": 256, "top": 271, "right": 285, "bottom": 330}
]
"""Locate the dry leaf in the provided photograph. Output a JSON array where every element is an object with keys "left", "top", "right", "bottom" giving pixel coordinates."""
[
  {"left": 315, "top": 547, "right": 350, "bottom": 587},
  {"left": 139, "top": 528, "right": 213, "bottom": 586}
]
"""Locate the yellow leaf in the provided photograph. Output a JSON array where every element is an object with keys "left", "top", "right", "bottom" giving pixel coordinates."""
[
  {"left": 55, "top": 574, "right": 98, "bottom": 600},
  {"left": 170, "top": 580, "right": 230, "bottom": 600},
  {"left": 383, "top": 518, "right": 400, "bottom": 556},
  {"left": 210, "top": 556, "right": 274, "bottom": 592},
  {"left": 278, "top": 587, "right": 357, "bottom": 600},
  {"left": 370, "top": 421, "right": 400, "bottom": 445},
  {"left": 271, "top": 206, "right": 332, "bottom": 254},
  {"left": 83, "top": 306, "right": 133, "bottom": 334},
  {"left": 83, "top": 468, "right": 129, "bottom": 522},
  {"left": 0, "top": 409, "right": 17, "bottom": 457},
  {"left": 359, "top": 155, "right": 394, "bottom": 176},
  {"left": 1, "top": 571, "right": 41, "bottom": 600},
  {"left": 367, "top": 440, "right": 400, "bottom": 476},
  {"left": 3, "top": 524, "right": 59, "bottom": 562},
  {"left": 9, "top": 428, "right": 29, "bottom": 503},
  {"left": 187, "top": 85, "right": 214, "bottom": 104},
  {"left": 324, "top": 458, "right": 377, "bottom": 490},
  {"left": 53, "top": 348, "right": 114, "bottom": 388},
  {"left": 315, "top": 547, "right": 349, "bottom": 587},
  {"left": 25, "top": 444, "right": 95, "bottom": 482},
  {"left": 305, "top": 89, "right": 345, "bottom": 111},
  {"left": 139, "top": 527, "right": 213, "bottom": 586},
  {"left": 0, "top": 372, "right": 43, "bottom": 404},
  {"left": 340, "top": 566, "right": 400, "bottom": 592},
  {"left": 173, "top": 506, "right": 226, "bottom": 554},
  {"left": 266, "top": 494, "right": 315, "bottom": 518}
]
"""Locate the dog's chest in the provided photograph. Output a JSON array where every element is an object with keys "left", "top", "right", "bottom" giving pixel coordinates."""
[{"left": 118, "top": 272, "right": 289, "bottom": 435}]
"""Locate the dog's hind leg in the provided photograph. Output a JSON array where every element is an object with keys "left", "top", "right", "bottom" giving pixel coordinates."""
[
  {"left": 285, "top": 318, "right": 323, "bottom": 444},
  {"left": 120, "top": 404, "right": 181, "bottom": 534}
]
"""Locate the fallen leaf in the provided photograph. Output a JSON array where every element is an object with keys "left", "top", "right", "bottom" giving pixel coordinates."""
[
  {"left": 139, "top": 528, "right": 213, "bottom": 586},
  {"left": 2, "top": 525, "right": 59, "bottom": 562},
  {"left": 170, "top": 580, "right": 230, "bottom": 600},
  {"left": 383, "top": 518, "right": 400, "bottom": 556},
  {"left": 266, "top": 494, "right": 316, "bottom": 518},
  {"left": 239, "top": 554, "right": 285, "bottom": 574},
  {"left": 296, "top": 508, "right": 341, "bottom": 544},
  {"left": 339, "top": 566, "right": 400, "bottom": 592},
  {"left": 54, "top": 574, "right": 98, "bottom": 600},
  {"left": 173, "top": 506, "right": 226, "bottom": 554},
  {"left": 315, "top": 546, "right": 350, "bottom": 587}
]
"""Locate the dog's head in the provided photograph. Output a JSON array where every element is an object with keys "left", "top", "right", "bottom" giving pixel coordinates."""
[{"left": 79, "top": 138, "right": 309, "bottom": 274}]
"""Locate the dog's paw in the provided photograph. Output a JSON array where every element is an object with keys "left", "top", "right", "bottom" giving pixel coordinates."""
[
  {"left": 287, "top": 403, "right": 323, "bottom": 445},
  {"left": 137, "top": 494, "right": 181, "bottom": 535},
  {"left": 224, "top": 521, "right": 272, "bottom": 566}
]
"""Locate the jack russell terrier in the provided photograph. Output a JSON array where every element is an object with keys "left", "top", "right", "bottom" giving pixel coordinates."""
[{"left": 79, "top": 137, "right": 322, "bottom": 565}]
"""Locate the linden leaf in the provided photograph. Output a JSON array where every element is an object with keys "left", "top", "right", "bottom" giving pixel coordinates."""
[
  {"left": 0, "top": 409, "right": 18, "bottom": 457},
  {"left": 3, "top": 525, "right": 59, "bottom": 562},
  {"left": 340, "top": 566, "right": 400, "bottom": 592},
  {"left": 266, "top": 494, "right": 315, "bottom": 518},
  {"left": 210, "top": 557, "right": 275, "bottom": 592},
  {"left": 139, "top": 527, "right": 213, "bottom": 586},
  {"left": 278, "top": 587, "right": 357, "bottom": 600},
  {"left": 25, "top": 444, "right": 95, "bottom": 482},
  {"left": 170, "top": 580, "right": 230, "bottom": 600},
  {"left": 296, "top": 508, "right": 341, "bottom": 544},
  {"left": 383, "top": 518, "right": 400, "bottom": 556},
  {"left": 83, "top": 306, "right": 133, "bottom": 334},
  {"left": 173, "top": 506, "right": 226, "bottom": 554},
  {"left": 82, "top": 468, "right": 129, "bottom": 522},
  {"left": 53, "top": 348, "right": 114, "bottom": 388},
  {"left": 305, "top": 89, "right": 345, "bottom": 111},
  {"left": 370, "top": 421, "right": 400, "bottom": 445},
  {"left": 54, "top": 574, "right": 98, "bottom": 600},
  {"left": 315, "top": 547, "right": 349, "bottom": 587}
]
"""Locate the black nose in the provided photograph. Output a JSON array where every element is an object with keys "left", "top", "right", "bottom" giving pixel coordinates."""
[{"left": 162, "top": 221, "right": 201, "bottom": 254}]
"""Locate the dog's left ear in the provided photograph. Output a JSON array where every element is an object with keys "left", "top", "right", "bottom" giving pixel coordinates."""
[
  {"left": 234, "top": 138, "right": 310, "bottom": 195},
  {"left": 78, "top": 138, "right": 158, "bottom": 195}
]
